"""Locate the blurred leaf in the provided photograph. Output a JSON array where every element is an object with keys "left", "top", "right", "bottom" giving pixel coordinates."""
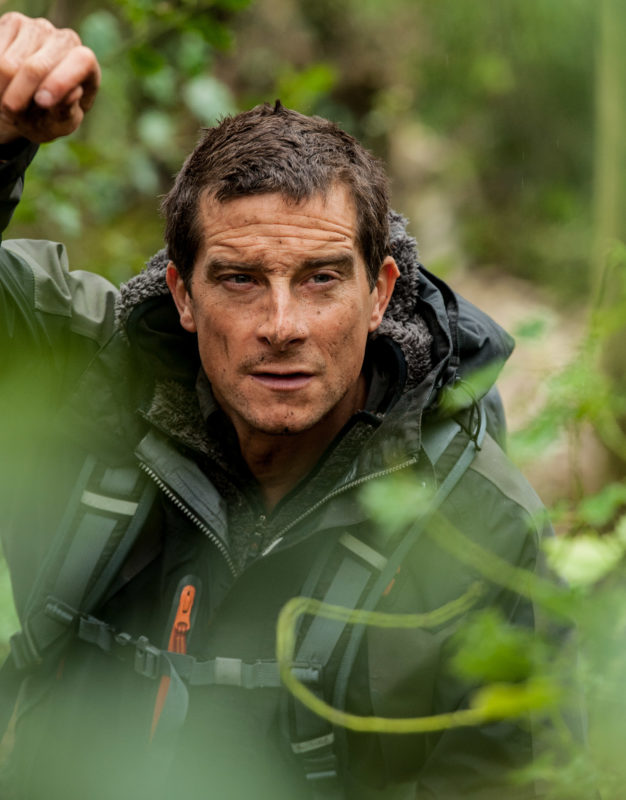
[
  {"left": 128, "top": 148, "right": 160, "bottom": 195},
  {"left": 80, "top": 11, "right": 123, "bottom": 60},
  {"left": 471, "top": 678, "right": 560, "bottom": 719},
  {"left": 451, "top": 609, "right": 542, "bottom": 682},
  {"left": 438, "top": 363, "right": 504, "bottom": 416},
  {"left": 470, "top": 53, "right": 515, "bottom": 95},
  {"left": 579, "top": 483, "right": 626, "bottom": 528},
  {"left": 144, "top": 66, "right": 178, "bottom": 105},
  {"left": 191, "top": 17, "right": 235, "bottom": 49},
  {"left": 47, "top": 202, "right": 82, "bottom": 237},
  {"left": 544, "top": 533, "right": 625, "bottom": 588},
  {"left": 175, "top": 31, "right": 213, "bottom": 76},
  {"left": 276, "top": 64, "right": 337, "bottom": 114},
  {"left": 183, "top": 75, "right": 236, "bottom": 124},
  {"left": 514, "top": 316, "right": 549, "bottom": 341},
  {"left": 129, "top": 45, "right": 167, "bottom": 76},
  {"left": 137, "top": 110, "right": 177, "bottom": 152},
  {"left": 360, "top": 473, "right": 433, "bottom": 537}
]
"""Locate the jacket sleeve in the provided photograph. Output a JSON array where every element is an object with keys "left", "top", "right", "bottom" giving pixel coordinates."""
[
  {"left": 0, "top": 138, "right": 119, "bottom": 372},
  {"left": 412, "top": 438, "right": 583, "bottom": 799},
  {"left": 350, "top": 435, "right": 580, "bottom": 799},
  {"left": 0, "top": 143, "right": 123, "bottom": 622},
  {"left": 0, "top": 138, "right": 39, "bottom": 237}
]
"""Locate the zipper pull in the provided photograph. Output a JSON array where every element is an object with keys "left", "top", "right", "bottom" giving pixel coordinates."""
[
  {"left": 150, "top": 578, "right": 200, "bottom": 741},
  {"left": 168, "top": 584, "right": 196, "bottom": 654}
]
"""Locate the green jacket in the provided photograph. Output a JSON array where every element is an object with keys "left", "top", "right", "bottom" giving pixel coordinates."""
[{"left": 0, "top": 140, "right": 553, "bottom": 799}]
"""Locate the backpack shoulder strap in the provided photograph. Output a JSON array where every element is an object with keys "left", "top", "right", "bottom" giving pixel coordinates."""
[
  {"left": 286, "top": 402, "right": 487, "bottom": 797},
  {"left": 9, "top": 453, "right": 157, "bottom": 672}
]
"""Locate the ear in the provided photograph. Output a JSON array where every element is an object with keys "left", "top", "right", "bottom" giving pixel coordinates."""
[
  {"left": 368, "top": 256, "right": 400, "bottom": 332},
  {"left": 166, "top": 262, "right": 197, "bottom": 333}
]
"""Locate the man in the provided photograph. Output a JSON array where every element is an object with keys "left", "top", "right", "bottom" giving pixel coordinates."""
[{"left": 0, "top": 12, "right": 553, "bottom": 800}]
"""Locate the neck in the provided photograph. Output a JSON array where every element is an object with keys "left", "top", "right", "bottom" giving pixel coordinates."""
[{"left": 236, "top": 374, "right": 368, "bottom": 511}]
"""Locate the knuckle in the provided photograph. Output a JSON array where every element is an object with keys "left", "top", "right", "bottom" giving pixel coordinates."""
[
  {"left": 59, "top": 28, "right": 81, "bottom": 47},
  {"left": 0, "top": 12, "right": 26, "bottom": 26},
  {"left": 75, "top": 45, "right": 97, "bottom": 66},
  {"left": 22, "top": 54, "right": 49, "bottom": 82},
  {"left": 0, "top": 53, "right": 17, "bottom": 76},
  {"left": 34, "top": 17, "right": 55, "bottom": 33}
]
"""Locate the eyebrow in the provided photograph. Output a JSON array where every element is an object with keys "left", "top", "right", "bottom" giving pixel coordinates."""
[
  {"left": 203, "top": 253, "right": 355, "bottom": 276},
  {"left": 204, "top": 256, "right": 264, "bottom": 275},
  {"left": 301, "top": 254, "right": 355, "bottom": 274}
]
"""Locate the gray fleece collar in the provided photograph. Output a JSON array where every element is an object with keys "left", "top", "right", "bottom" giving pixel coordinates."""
[{"left": 116, "top": 210, "right": 433, "bottom": 388}]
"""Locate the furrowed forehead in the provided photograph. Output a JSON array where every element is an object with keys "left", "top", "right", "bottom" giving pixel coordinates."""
[{"left": 189, "top": 188, "right": 362, "bottom": 278}]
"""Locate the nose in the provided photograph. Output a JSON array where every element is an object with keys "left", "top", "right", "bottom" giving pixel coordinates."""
[{"left": 256, "top": 285, "right": 307, "bottom": 350}]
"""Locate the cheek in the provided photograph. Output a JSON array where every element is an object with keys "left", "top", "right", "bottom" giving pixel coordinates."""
[
  {"left": 196, "top": 313, "right": 236, "bottom": 369},
  {"left": 321, "top": 311, "right": 370, "bottom": 374}
]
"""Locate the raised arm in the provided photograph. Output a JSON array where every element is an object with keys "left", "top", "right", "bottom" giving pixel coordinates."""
[
  {"left": 0, "top": 12, "right": 99, "bottom": 145},
  {"left": 0, "top": 13, "right": 112, "bottom": 379},
  {"left": 0, "top": 12, "right": 100, "bottom": 232}
]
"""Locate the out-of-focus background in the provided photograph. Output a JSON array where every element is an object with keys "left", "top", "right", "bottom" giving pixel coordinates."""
[{"left": 0, "top": 1, "right": 625, "bottom": 796}]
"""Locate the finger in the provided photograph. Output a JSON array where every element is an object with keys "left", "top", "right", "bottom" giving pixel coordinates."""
[
  {"left": 77, "top": 57, "right": 100, "bottom": 112},
  {"left": 2, "top": 27, "right": 82, "bottom": 113},
  {"left": 0, "top": 13, "right": 22, "bottom": 58},
  {"left": 13, "top": 97, "right": 84, "bottom": 144},
  {"left": 64, "top": 85, "right": 83, "bottom": 106},
  {"left": 34, "top": 46, "right": 100, "bottom": 110},
  {"left": 0, "top": 16, "right": 53, "bottom": 100},
  {"left": 44, "top": 99, "right": 85, "bottom": 142}
]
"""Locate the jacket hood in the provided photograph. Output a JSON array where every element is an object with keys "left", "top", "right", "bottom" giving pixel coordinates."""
[{"left": 115, "top": 211, "right": 514, "bottom": 408}]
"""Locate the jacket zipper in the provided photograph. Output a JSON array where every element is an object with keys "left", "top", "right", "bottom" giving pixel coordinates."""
[
  {"left": 138, "top": 461, "right": 238, "bottom": 579},
  {"left": 261, "top": 456, "right": 419, "bottom": 557}
]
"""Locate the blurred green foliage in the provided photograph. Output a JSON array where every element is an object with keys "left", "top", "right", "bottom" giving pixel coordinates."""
[{"left": 0, "top": 0, "right": 603, "bottom": 296}]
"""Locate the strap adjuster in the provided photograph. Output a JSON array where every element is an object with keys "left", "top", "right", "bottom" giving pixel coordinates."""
[
  {"left": 134, "top": 636, "right": 161, "bottom": 679},
  {"left": 9, "top": 631, "right": 41, "bottom": 671},
  {"left": 43, "top": 598, "right": 79, "bottom": 627}
]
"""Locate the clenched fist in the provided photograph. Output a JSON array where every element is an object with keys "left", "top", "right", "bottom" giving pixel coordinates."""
[{"left": 0, "top": 12, "right": 100, "bottom": 144}]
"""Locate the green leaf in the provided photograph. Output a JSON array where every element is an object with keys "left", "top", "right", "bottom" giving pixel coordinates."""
[
  {"left": 579, "top": 483, "right": 626, "bottom": 528},
  {"left": 137, "top": 110, "right": 177, "bottom": 152},
  {"left": 544, "top": 533, "right": 625, "bottom": 587},
  {"left": 128, "top": 45, "right": 167, "bottom": 76},
  {"left": 144, "top": 66, "right": 178, "bottom": 106},
  {"left": 451, "top": 609, "right": 541, "bottom": 682},
  {"left": 359, "top": 473, "right": 433, "bottom": 537},
  {"left": 47, "top": 202, "right": 82, "bottom": 237},
  {"left": 175, "top": 31, "right": 213, "bottom": 77},
  {"left": 182, "top": 76, "right": 236, "bottom": 125},
  {"left": 471, "top": 678, "right": 560, "bottom": 720},
  {"left": 79, "top": 11, "right": 122, "bottom": 60},
  {"left": 438, "top": 362, "right": 505, "bottom": 416},
  {"left": 514, "top": 316, "right": 549, "bottom": 341},
  {"left": 276, "top": 63, "right": 337, "bottom": 114}
]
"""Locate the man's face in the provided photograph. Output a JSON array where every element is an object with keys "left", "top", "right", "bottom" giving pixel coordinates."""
[{"left": 167, "top": 185, "right": 398, "bottom": 443}]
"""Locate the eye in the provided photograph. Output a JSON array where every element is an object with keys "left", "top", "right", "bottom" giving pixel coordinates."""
[
  {"left": 308, "top": 273, "right": 335, "bottom": 285},
  {"left": 223, "top": 273, "right": 255, "bottom": 286}
]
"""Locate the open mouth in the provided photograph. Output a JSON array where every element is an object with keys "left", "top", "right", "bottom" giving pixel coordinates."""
[{"left": 250, "top": 372, "right": 313, "bottom": 391}]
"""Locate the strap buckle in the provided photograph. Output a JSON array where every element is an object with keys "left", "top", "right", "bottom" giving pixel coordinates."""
[
  {"left": 43, "top": 597, "right": 79, "bottom": 627},
  {"left": 10, "top": 596, "right": 79, "bottom": 670},
  {"left": 134, "top": 635, "right": 162, "bottom": 679},
  {"left": 291, "top": 733, "right": 339, "bottom": 783}
]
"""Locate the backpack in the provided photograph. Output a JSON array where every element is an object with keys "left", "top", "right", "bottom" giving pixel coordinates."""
[{"left": 0, "top": 400, "right": 487, "bottom": 797}]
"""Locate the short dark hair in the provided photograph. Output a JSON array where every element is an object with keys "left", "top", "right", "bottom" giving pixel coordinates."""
[{"left": 162, "top": 102, "right": 390, "bottom": 290}]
